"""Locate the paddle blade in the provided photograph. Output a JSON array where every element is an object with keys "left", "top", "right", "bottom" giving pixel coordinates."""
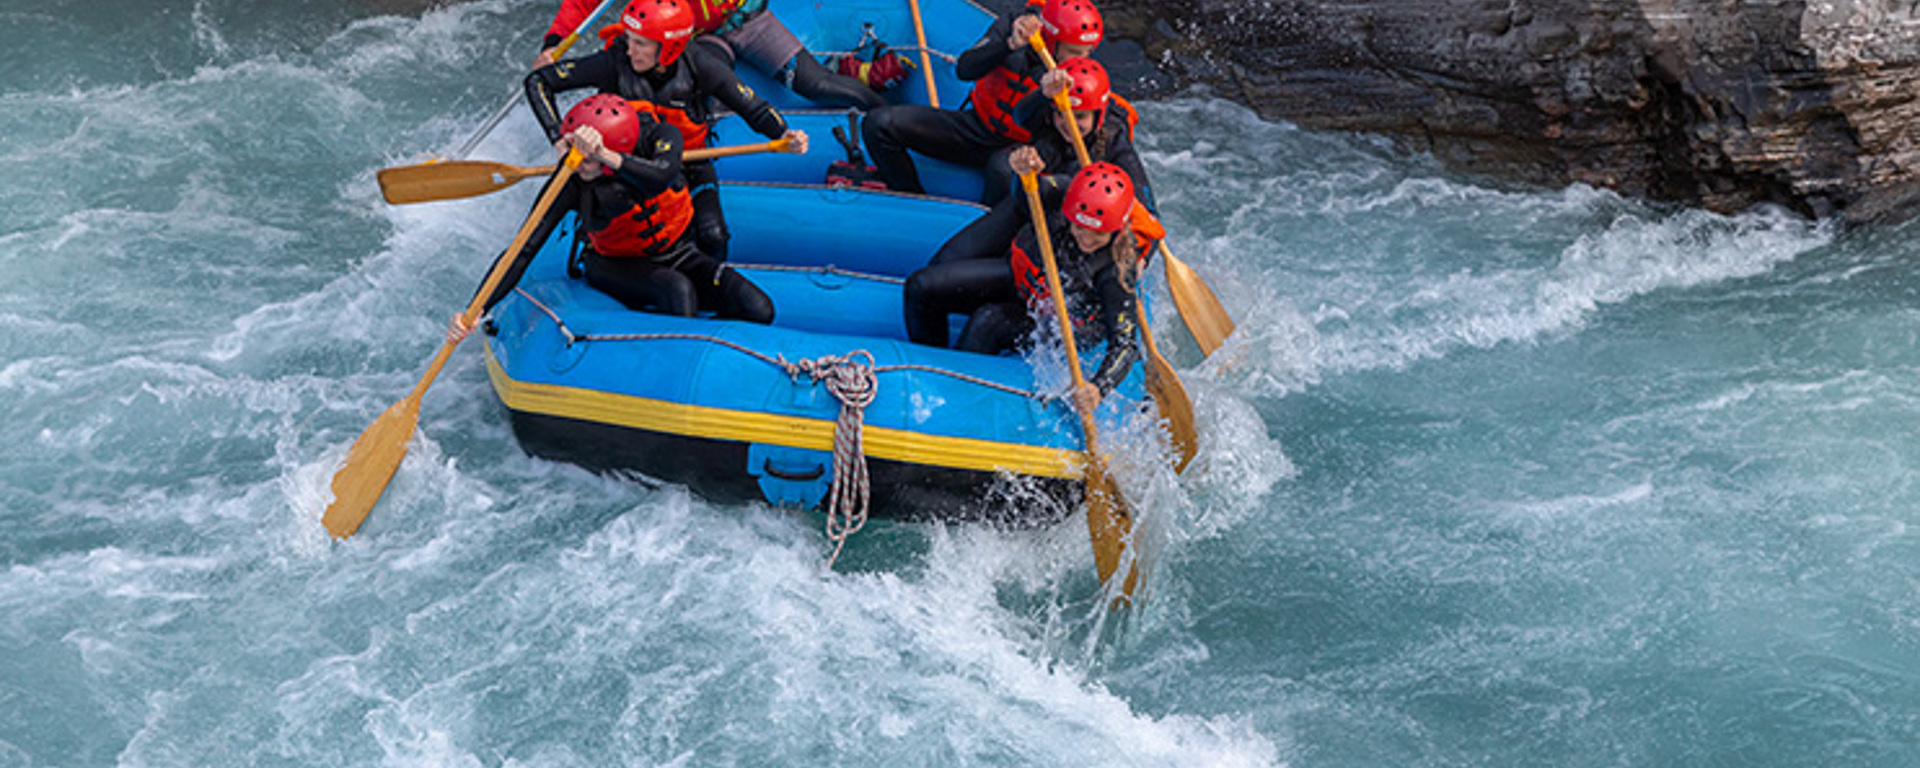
[
  {"left": 1084, "top": 457, "right": 1141, "bottom": 601},
  {"left": 1161, "top": 244, "right": 1235, "bottom": 357},
  {"left": 321, "top": 395, "right": 422, "bottom": 539},
  {"left": 377, "top": 161, "right": 552, "bottom": 205},
  {"left": 1145, "top": 352, "right": 1198, "bottom": 473}
]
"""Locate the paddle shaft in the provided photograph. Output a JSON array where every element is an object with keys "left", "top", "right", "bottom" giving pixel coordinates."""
[
  {"left": 462, "top": 138, "right": 795, "bottom": 177},
  {"left": 380, "top": 138, "right": 795, "bottom": 205},
  {"left": 450, "top": 0, "right": 619, "bottom": 159},
  {"left": 322, "top": 151, "right": 586, "bottom": 539},
  {"left": 1019, "top": 171, "right": 1139, "bottom": 600},
  {"left": 907, "top": 0, "right": 940, "bottom": 107}
]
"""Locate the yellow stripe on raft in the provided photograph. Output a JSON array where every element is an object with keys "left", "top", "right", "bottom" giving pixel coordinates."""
[{"left": 485, "top": 351, "right": 1082, "bottom": 479}]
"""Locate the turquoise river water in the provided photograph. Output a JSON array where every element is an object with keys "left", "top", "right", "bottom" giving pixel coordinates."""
[{"left": 1, "top": 0, "right": 1915, "bottom": 765}]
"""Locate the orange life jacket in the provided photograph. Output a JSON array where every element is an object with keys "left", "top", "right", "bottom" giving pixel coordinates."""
[
  {"left": 972, "top": 67, "right": 1039, "bottom": 143},
  {"left": 1127, "top": 202, "right": 1165, "bottom": 251},
  {"left": 1111, "top": 93, "right": 1141, "bottom": 141},
  {"left": 969, "top": 1, "right": 1048, "bottom": 143},
  {"left": 1008, "top": 236, "right": 1072, "bottom": 319},
  {"left": 629, "top": 99, "right": 711, "bottom": 151},
  {"left": 585, "top": 141, "right": 695, "bottom": 262}
]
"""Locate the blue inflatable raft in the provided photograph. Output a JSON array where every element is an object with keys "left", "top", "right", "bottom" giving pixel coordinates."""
[{"left": 480, "top": 0, "right": 1147, "bottom": 520}]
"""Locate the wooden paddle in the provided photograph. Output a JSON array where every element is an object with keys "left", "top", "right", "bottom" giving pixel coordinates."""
[
  {"left": 907, "top": 0, "right": 940, "bottom": 108},
  {"left": 448, "top": 0, "right": 620, "bottom": 160},
  {"left": 1026, "top": 36, "right": 1197, "bottom": 472},
  {"left": 1020, "top": 170, "right": 1140, "bottom": 602},
  {"left": 378, "top": 137, "right": 798, "bottom": 205},
  {"left": 322, "top": 150, "right": 586, "bottom": 540},
  {"left": 1027, "top": 35, "right": 1237, "bottom": 357}
]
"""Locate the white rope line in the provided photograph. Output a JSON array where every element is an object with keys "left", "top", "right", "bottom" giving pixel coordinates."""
[
  {"left": 719, "top": 179, "right": 990, "bottom": 209},
  {"left": 727, "top": 262, "right": 905, "bottom": 285},
  {"left": 509, "top": 288, "right": 1042, "bottom": 399}
]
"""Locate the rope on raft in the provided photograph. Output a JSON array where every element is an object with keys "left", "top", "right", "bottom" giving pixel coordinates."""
[
  {"left": 511, "top": 286, "right": 1051, "bottom": 565},
  {"left": 512, "top": 285, "right": 1040, "bottom": 399},
  {"left": 786, "top": 351, "right": 876, "bottom": 567}
]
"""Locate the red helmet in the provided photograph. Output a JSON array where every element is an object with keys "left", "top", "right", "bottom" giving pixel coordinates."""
[
  {"left": 621, "top": 0, "right": 696, "bottom": 67},
  {"left": 562, "top": 94, "right": 642, "bottom": 154},
  {"left": 1063, "top": 162, "right": 1134, "bottom": 233},
  {"left": 1059, "top": 57, "right": 1110, "bottom": 111},
  {"left": 1040, "top": 0, "right": 1103, "bottom": 47}
]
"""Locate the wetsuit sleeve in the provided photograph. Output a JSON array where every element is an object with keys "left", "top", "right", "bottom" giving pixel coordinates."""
[
  {"left": 544, "top": 0, "right": 600, "bottom": 49},
  {"left": 956, "top": 11, "right": 1032, "bottom": 82},
  {"left": 690, "top": 40, "right": 788, "bottom": 138},
  {"left": 1088, "top": 261, "right": 1140, "bottom": 394},
  {"left": 524, "top": 49, "right": 624, "bottom": 143},
  {"left": 480, "top": 174, "right": 583, "bottom": 311},
  {"left": 609, "top": 121, "right": 685, "bottom": 197}
]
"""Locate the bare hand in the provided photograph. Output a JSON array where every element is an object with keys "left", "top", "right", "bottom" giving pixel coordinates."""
[
  {"left": 783, "top": 129, "right": 809, "bottom": 155},
  {"left": 1010, "top": 15, "right": 1042, "bottom": 50},
  {"left": 567, "top": 125, "right": 606, "bottom": 158},
  {"left": 446, "top": 312, "right": 475, "bottom": 346},
  {"left": 1009, "top": 145, "right": 1044, "bottom": 175},
  {"left": 533, "top": 47, "right": 559, "bottom": 69},
  {"left": 1040, "top": 69, "right": 1070, "bottom": 97},
  {"left": 565, "top": 126, "right": 622, "bottom": 168},
  {"left": 1070, "top": 382, "right": 1101, "bottom": 415}
]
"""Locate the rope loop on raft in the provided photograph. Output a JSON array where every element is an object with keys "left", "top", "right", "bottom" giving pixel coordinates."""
[{"left": 776, "top": 350, "right": 878, "bottom": 568}]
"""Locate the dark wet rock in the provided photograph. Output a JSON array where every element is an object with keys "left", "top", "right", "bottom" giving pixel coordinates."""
[{"left": 1086, "top": 0, "right": 1920, "bottom": 224}]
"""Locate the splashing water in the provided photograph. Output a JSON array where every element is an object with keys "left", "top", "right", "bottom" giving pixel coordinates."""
[{"left": 3, "top": 1, "right": 1916, "bottom": 766}]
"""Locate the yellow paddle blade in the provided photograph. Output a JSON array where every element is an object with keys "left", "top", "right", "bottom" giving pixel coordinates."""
[
  {"left": 378, "top": 160, "right": 554, "bottom": 205},
  {"left": 321, "top": 394, "right": 422, "bottom": 538},
  {"left": 1161, "top": 242, "right": 1235, "bottom": 357},
  {"left": 1151, "top": 360, "right": 1198, "bottom": 473},
  {"left": 324, "top": 150, "right": 586, "bottom": 540},
  {"left": 1138, "top": 301, "right": 1198, "bottom": 473},
  {"left": 1084, "top": 456, "right": 1141, "bottom": 602}
]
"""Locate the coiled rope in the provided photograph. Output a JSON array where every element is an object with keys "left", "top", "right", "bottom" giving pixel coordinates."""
[{"left": 785, "top": 351, "right": 877, "bottom": 567}]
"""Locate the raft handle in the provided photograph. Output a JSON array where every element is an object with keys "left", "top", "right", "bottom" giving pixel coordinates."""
[{"left": 761, "top": 459, "right": 826, "bottom": 482}]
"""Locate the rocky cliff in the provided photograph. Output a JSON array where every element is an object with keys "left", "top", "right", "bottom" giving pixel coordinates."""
[{"left": 1104, "top": 0, "right": 1920, "bottom": 223}]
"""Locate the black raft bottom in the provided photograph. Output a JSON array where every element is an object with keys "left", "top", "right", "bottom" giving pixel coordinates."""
[{"left": 508, "top": 410, "right": 1081, "bottom": 527}]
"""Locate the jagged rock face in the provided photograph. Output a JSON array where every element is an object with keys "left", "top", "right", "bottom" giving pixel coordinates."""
[{"left": 1107, "top": 0, "right": 1920, "bottom": 223}]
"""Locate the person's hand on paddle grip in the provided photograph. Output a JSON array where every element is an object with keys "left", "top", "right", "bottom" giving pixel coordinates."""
[
  {"left": 1010, "top": 146, "right": 1044, "bottom": 176},
  {"left": 782, "top": 129, "right": 810, "bottom": 156},
  {"left": 1040, "top": 69, "right": 1070, "bottom": 97},
  {"left": 1071, "top": 381, "right": 1101, "bottom": 415},
  {"left": 1010, "top": 15, "right": 1042, "bottom": 50},
  {"left": 446, "top": 313, "right": 475, "bottom": 346}
]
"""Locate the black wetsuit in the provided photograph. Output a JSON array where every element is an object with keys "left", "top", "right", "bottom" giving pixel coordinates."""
[
  {"left": 479, "top": 118, "right": 773, "bottom": 324},
  {"left": 927, "top": 97, "right": 1157, "bottom": 268},
  {"left": 903, "top": 180, "right": 1139, "bottom": 394},
  {"left": 525, "top": 37, "right": 789, "bottom": 262},
  {"left": 860, "top": 6, "right": 1043, "bottom": 197}
]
